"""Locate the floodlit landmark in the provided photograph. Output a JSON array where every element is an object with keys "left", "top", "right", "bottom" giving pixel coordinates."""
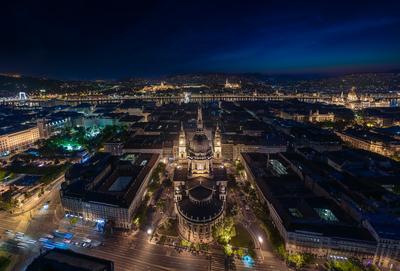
[
  {"left": 173, "top": 106, "right": 227, "bottom": 243},
  {"left": 60, "top": 153, "right": 160, "bottom": 229},
  {"left": 224, "top": 78, "right": 240, "bottom": 89}
]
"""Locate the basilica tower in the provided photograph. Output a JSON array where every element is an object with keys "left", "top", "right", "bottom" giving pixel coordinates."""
[
  {"left": 187, "top": 106, "right": 212, "bottom": 175},
  {"left": 214, "top": 123, "right": 222, "bottom": 160},
  {"left": 178, "top": 122, "right": 187, "bottom": 160},
  {"left": 197, "top": 106, "right": 203, "bottom": 130}
]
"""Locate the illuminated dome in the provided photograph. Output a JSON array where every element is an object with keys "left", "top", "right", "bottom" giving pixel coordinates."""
[
  {"left": 189, "top": 133, "right": 212, "bottom": 155},
  {"left": 347, "top": 87, "right": 358, "bottom": 101},
  {"left": 173, "top": 106, "right": 227, "bottom": 243}
]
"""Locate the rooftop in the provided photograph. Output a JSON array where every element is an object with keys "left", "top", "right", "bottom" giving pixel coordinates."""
[
  {"left": 242, "top": 152, "right": 376, "bottom": 243},
  {"left": 124, "top": 134, "right": 164, "bottom": 150},
  {"left": 62, "top": 152, "right": 159, "bottom": 208},
  {"left": 341, "top": 128, "right": 400, "bottom": 144},
  {"left": 178, "top": 196, "right": 224, "bottom": 223},
  {"left": 26, "top": 248, "right": 114, "bottom": 271}
]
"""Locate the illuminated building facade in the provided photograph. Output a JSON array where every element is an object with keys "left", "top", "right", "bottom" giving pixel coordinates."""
[
  {"left": 0, "top": 126, "right": 40, "bottom": 155},
  {"left": 37, "top": 117, "right": 72, "bottom": 139},
  {"left": 335, "top": 129, "right": 400, "bottom": 157},
  {"left": 308, "top": 110, "right": 335, "bottom": 122},
  {"left": 139, "top": 81, "right": 176, "bottom": 92},
  {"left": 61, "top": 153, "right": 160, "bottom": 229},
  {"left": 280, "top": 110, "right": 335, "bottom": 123},
  {"left": 224, "top": 78, "right": 240, "bottom": 89},
  {"left": 331, "top": 87, "right": 391, "bottom": 109},
  {"left": 347, "top": 86, "right": 359, "bottom": 102},
  {"left": 241, "top": 152, "right": 377, "bottom": 263},
  {"left": 173, "top": 106, "right": 227, "bottom": 243}
]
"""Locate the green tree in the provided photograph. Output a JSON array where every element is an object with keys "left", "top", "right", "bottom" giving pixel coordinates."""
[
  {"left": 236, "top": 248, "right": 246, "bottom": 258},
  {"left": 0, "top": 169, "right": 7, "bottom": 181},
  {"left": 288, "top": 253, "right": 306, "bottom": 269},
  {"left": 0, "top": 254, "right": 11, "bottom": 271},
  {"left": 224, "top": 244, "right": 233, "bottom": 256},
  {"left": 70, "top": 217, "right": 79, "bottom": 225},
  {"left": 180, "top": 239, "right": 191, "bottom": 247},
  {"left": 235, "top": 160, "right": 245, "bottom": 175},
  {"left": 213, "top": 217, "right": 236, "bottom": 245},
  {"left": 148, "top": 162, "right": 166, "bottom": 192}
]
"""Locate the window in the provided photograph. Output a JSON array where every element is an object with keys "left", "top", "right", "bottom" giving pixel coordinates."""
[
  {"left": 314, "top": 208, "right": 338, "bottom": 222},
  {"left": 289, "top": 208, "right": 303, "bottom": 218}
]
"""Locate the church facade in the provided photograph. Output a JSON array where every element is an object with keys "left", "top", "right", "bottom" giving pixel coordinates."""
[{"left": 173, "top": 107, "right": 227, "bottom": 243}]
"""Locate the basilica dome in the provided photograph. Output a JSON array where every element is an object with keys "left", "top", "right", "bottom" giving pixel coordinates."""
[
  {"left": 189, "top": 132, "right": 212, "bottom": 155},
  {"left": 173, "top": 106, "right": 227, "bottom": 243}
]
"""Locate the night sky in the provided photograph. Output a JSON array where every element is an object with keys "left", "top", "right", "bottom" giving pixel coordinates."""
[{"left": 1, "top": 1, "right": 400, "bottom": 79}]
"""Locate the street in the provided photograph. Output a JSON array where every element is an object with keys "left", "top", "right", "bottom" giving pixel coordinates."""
[{"left": 0, "top": 168, "right": 290, "bottom": 271}]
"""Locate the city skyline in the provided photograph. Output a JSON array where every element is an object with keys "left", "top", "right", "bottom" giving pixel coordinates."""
[
  {"left": 1, "top": 1, "right": 400, "bottom": 79},
  {"left": 1, "top": 2, "right": 400, "bottom": 271}
]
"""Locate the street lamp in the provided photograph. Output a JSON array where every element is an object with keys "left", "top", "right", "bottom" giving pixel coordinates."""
[
  {"left": 258, "top": 236, "right": 263, "bottom": 244},
  {"left": 147, "top": 228, "right": 153, "bottom": 235}
]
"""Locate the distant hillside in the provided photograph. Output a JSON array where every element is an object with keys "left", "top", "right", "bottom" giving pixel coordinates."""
[
  {"left": 0, "top": 75, "right": 112, "bottom": 97},
  {"left": 1, "top": 72, "right": 399, "bottom": 97},
  {"left": 0, "top": 75, "right": 65, "bottom": 97}
]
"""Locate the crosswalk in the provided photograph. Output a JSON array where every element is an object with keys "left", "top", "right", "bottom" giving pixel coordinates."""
[
  {"left": 209, "top": 254, "right": 283, "bottom": 271},
  {"left": 71, "top": 232, "right": 287, "bottom": 271},
  {"left": 0, "top": 207, "right": 287, "bottom": 271},
  {"left": 74, "top": 236, "right": 211, "bottom": 271}
]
